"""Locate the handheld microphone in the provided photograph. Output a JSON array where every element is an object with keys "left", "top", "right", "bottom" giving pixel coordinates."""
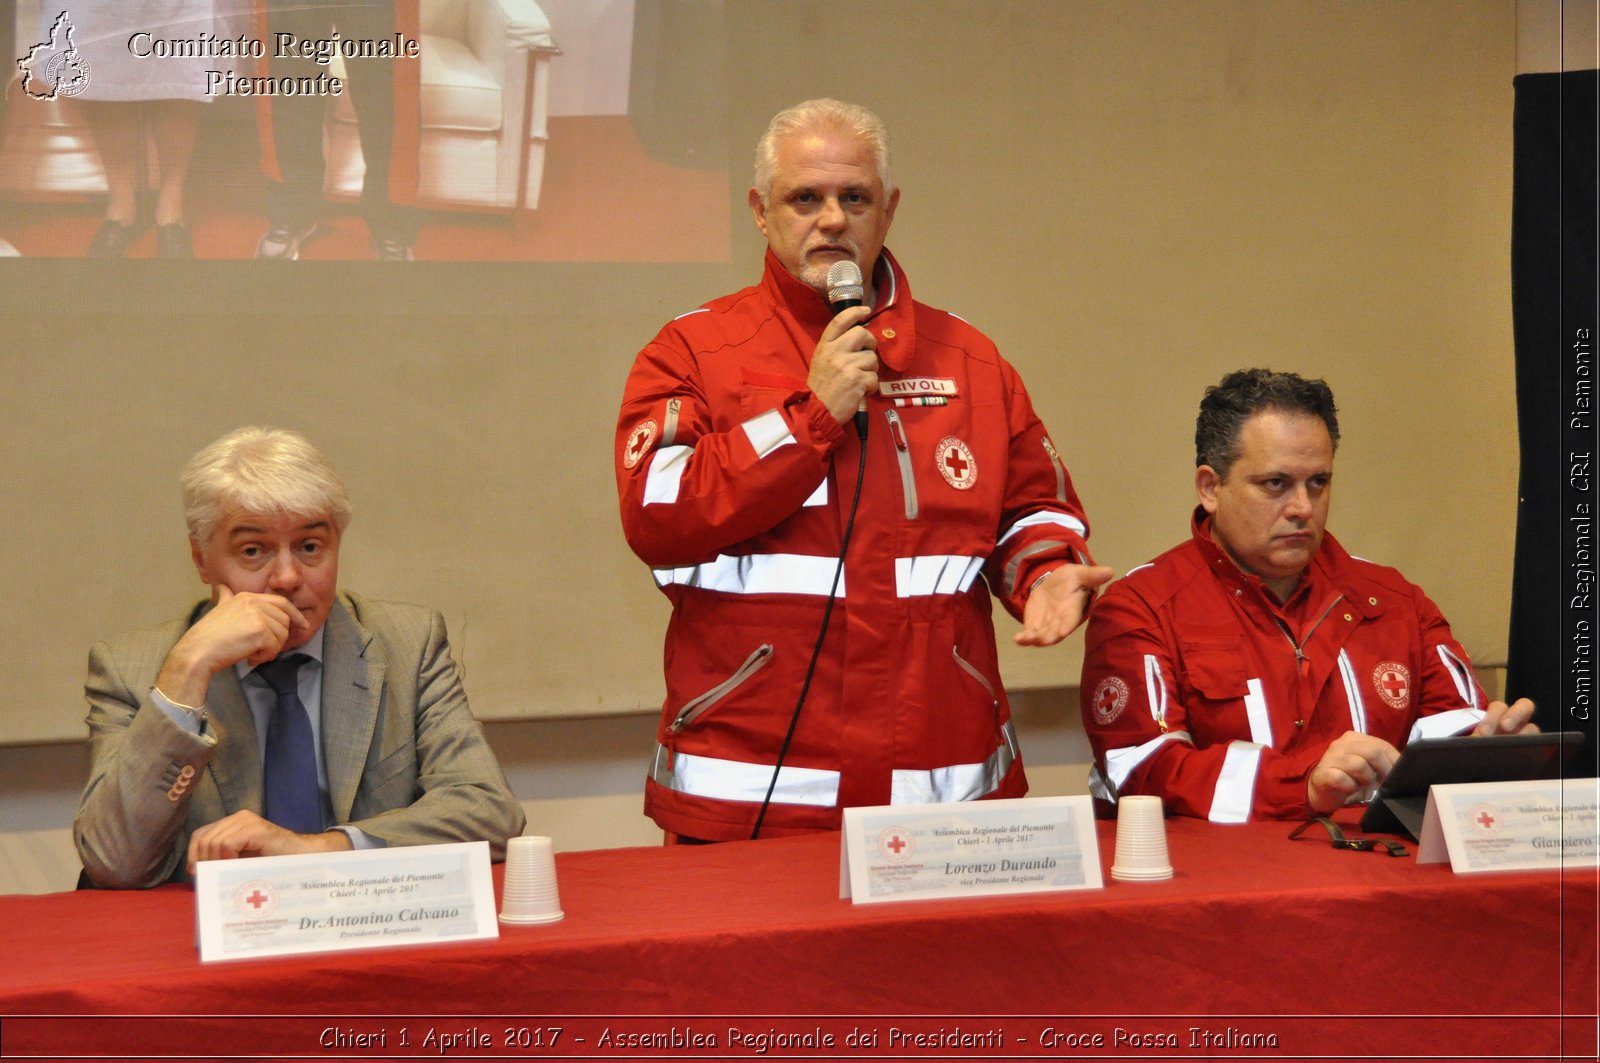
[
  {"left": 826, "top": 259, "right": 864, "bottom": 312},
  {"left": 826, "top": 260, "right": 869, "bottom": 440}
]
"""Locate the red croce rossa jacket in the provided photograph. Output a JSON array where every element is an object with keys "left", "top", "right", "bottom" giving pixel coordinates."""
[
  {"left": 616, "top": 249, "right": 1095, "bottom": 840},
  {"left": 1080, "top": 510, "right": 1488, "bottom": 822}
]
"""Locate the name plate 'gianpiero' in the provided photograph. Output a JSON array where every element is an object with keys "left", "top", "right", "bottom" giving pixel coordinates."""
[
  {"left": 840, "top": 796, "right": 1103, "bottom": 904},
  {"left": 1417, "top": 778, "right": 1600, "bottom": 872},
  {"left": 195, "top": 841, "right": 498, "bottom": 962}
]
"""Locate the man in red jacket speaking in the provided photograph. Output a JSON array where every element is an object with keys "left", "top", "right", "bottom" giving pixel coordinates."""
[
  {"left": 1080, "top": 368, "right": 1538, "bottom": 822},
  {"left": 615, "top": 99, "right": 1112, "bottom": 842}
]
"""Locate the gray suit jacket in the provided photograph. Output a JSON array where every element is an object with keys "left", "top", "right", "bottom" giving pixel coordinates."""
[{"left": 75, "top": 592, "right": 525, "bottom": 887}]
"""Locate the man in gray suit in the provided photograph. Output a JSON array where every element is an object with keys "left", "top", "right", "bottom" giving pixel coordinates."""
[{"left": 75, "top": 427, "right": 525, "bottom": 888}]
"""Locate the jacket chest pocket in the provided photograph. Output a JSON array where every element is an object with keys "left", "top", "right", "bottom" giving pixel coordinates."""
[
  {"left": 1179, "top": 638, "right": 1277, "bottom": 747},
  {"left": 1179, "top": 638, "right": 1249, "bottom": 734},
  {"left": 879, "top": 401, "right": 997, "bottom": 525},
  {"left": 737, "top": 370, "right": 805, "bottom": 425},
  {"left": 1181, "top": 641, "right": 1250, "bottom": 701}
]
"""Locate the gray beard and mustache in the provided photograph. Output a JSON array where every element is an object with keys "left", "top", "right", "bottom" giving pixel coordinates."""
[{"left": 797, "top": 240, "right": 862, "bottom": 294}]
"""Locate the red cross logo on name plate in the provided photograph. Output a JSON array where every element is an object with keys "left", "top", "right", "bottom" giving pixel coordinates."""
[
  {"left": 1469, "top": 803, "right": 1501, "bottom": 836},
  {"left": 1372, "top": 661, "right": 1411, "bottom": 710},
  {"left": 936, "top": 435, "right": 977, "bottom": 490},
  {"left": 877, "top": 826, "right": 915, "bottom": 863},
  {"left": 234, "top": 879, "right": 278, "bottom": 918}
]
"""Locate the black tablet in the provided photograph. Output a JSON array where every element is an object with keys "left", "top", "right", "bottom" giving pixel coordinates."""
[{"left": 1359, "top": 730, "right": 1584, "bottom": 839}]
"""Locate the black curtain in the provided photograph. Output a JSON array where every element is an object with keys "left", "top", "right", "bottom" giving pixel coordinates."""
[{"left": 1509, "top": 70, "right": 1599, "bottom": 776}]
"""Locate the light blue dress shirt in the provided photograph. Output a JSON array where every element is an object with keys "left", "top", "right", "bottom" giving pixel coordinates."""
[{"left": 152, "top": 626, "right": 379, "bottom": 848}]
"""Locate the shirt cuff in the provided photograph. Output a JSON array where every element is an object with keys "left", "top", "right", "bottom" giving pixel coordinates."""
[
  {"left": 333, "top": 826, "right": 385, "bottom": 850},
  {"left": 150, "top": 686, "right": 207, "bottom": 736}
]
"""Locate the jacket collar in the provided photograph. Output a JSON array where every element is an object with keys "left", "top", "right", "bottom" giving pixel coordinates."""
[
  {"left": 1188, "top": 507, "right": 1383, "bottom": 619},
  {"left": 759, "top": 247, "right": 916, "bottom": 373}
]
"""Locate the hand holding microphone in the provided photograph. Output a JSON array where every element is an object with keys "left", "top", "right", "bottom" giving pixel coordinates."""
[{"left": 807, "top": 260, "right": 878, "bottom": 433}]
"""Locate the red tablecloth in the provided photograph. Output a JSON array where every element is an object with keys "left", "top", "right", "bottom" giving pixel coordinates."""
[{"left": 2, "top": 816, "right": 1594, "bottom": 1060}]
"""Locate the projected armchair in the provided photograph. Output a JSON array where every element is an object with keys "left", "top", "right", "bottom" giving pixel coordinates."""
[
  {"left": 0, "top": 94, "right": 113, "bottom": 200},
  {"left": 0, "top": 0, "right": 103, "bottom": 200},
  {"left": 323, "top": 0, "right": 559, "bottom": 213}
]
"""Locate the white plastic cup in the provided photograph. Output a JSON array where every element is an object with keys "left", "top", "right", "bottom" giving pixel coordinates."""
[
  {"left": 1111, "top": 794, "right": 1173, "bottom": 882},
  {"left": 499, "top": 835, "right": 565, "bottom": 925}
]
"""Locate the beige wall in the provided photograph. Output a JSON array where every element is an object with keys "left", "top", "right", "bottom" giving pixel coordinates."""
[{"left": 1, "top": 0, "right": 1523, "bottom": 747}]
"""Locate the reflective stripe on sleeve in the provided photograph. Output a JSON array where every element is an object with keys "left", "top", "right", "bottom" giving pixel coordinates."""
[
  {"left": 650, "top": 745, "right": 839, "bottom": 807},
  {"left": 643, "top": 445, "right": 691, "bottom": 505},
  {"left": 890, "top": 721, "right": 1019, "bottom": 804},
  {"left": 1243, "top": 677, "right": 1274, "bottom": 746},
  {"left": 1101, "top": 730, "right": 1193, "bottom": 793},
  {"left": 1207, "top": 740, "right": 1263, "bottom": 824},
  {"left": 996, "top": 511, "right": 1087, "bottom": 547},
  {"left": 652, "top": 552, "right": 843, "bottom": 596},
  {"left": 1437, "top": 646, "right": 1481, "bottom": 711},
  {"left": 896, "top": 555, "right": 985, "bottom": 597},
  {"left": 1002, "top": 539, "right": 1065, "bottom": 597},
  {"left": 742, "top": 408, "right": 795, "bottom": 459},
  {"left": 1337, "top": 650, "right": 1368, "bottom": 733},
  {"left": 1408, "top": 708, "right": 1486, "bottom": 742}
]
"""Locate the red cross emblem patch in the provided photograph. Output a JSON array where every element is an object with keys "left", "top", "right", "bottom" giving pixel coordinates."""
[
  {"left": 936, "top": 435, "right": 977, "bottom": 490},
  {"left": 1372, "top": 662, "right": 1411, "bottom": 710},
  {"left": 1091, "top": 676, "right": 1130, "bottom": 725},
  {"left": 623, "top": 418, "right": 659, "bottom": 470}
]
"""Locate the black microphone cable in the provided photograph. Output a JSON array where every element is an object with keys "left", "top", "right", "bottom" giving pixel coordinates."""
[{"left": 751, "top": 414, "right": 869, "bottom": 839}]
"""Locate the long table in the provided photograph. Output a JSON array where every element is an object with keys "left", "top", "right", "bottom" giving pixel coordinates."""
[{"left": 2, "top": 814, "right": 1594, "bottom": 1060}]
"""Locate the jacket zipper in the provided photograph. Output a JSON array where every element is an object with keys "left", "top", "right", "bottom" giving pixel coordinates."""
[
  {"left": 662, "top": 397, "right": 681, "bottom": 446},
  {"left": 1273, "top": 595, "right": 1344, "bottom": 675},
  {"left": 1041, "top": 437, "right": 1068, "bottom": 503},
  {"left": 952, "top": 645, "right": 1005, "bottom": 741},
  {"left": 667, "top": 643, "right": 774, "bottom": 734},
  {"left": 884, "top": 409, "right": 918, "bottom": 519}
]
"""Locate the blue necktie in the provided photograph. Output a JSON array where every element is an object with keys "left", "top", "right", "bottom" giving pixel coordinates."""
[{"left": 256, "top": 654, "right": 327, "bottom": 834}]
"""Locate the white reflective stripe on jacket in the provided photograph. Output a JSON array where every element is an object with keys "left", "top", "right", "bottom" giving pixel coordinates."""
[
  {"left": 653, "top": 720, "right": 1021, "bottom": 808},
  {"left": 654, "top": 552, "right": 990, "bottom": 598}
]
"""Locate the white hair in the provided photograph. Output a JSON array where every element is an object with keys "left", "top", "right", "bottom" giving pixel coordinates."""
[
  {"left": 182, "top": 427, "right": 352, "bottom": 543},
  {"left": 753, "top": 98, "right": 894, "bottom": 205}
]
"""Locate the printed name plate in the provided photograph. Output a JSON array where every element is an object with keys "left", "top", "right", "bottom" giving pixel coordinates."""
[
  {"left": 840, "top": 796, "right": 1102, "bottom": 904},
  {"left": 195, "top": 840, "right": 498, "bottom": 962},
  {"left": 1416, "top": 777, "right": 1600, "bottom": 872}
]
